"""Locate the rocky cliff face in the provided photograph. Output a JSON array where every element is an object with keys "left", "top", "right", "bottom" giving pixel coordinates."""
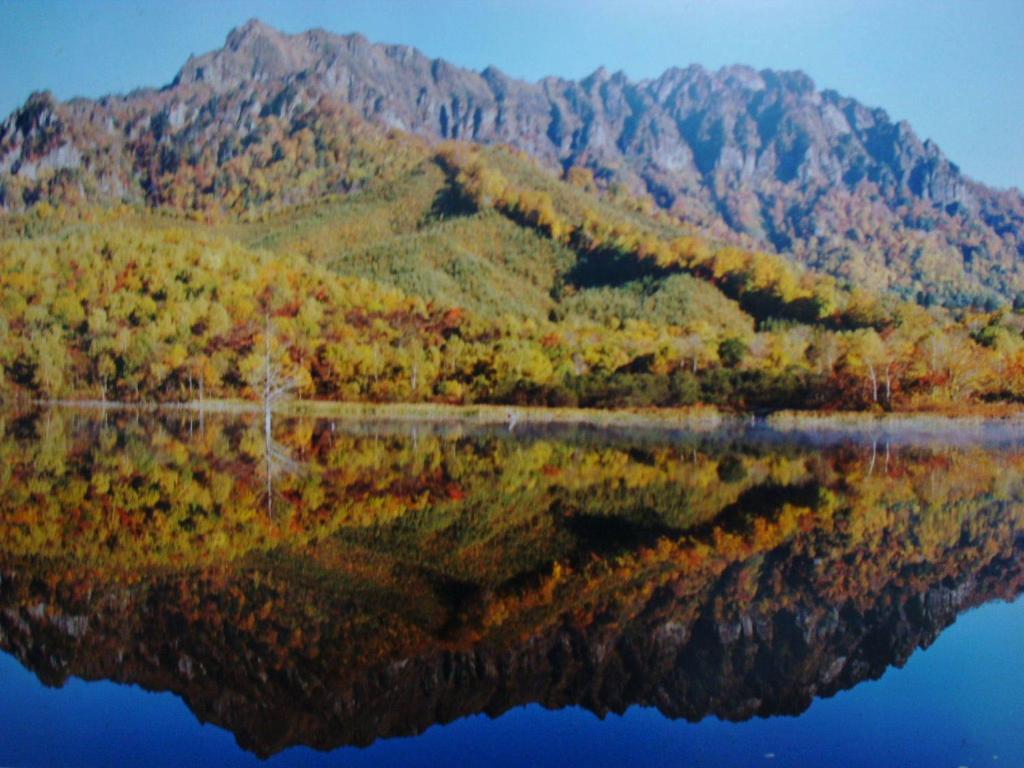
[{"left": 2, "top": 19, "right": 1023, "bottom": 302}]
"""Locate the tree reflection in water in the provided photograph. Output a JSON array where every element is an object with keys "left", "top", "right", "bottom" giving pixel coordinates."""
[{"left": 0, "top": 408, "right": 1021, "bottom": 757}]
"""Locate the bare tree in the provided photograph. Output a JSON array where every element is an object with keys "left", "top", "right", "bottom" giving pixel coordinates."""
[{"left": 260, "top": 315, "right": 301, "bottom": 434}]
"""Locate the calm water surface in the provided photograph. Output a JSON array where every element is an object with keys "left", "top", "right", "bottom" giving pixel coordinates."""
[{"left": 0, "top": 409, "right": 1021, "bottom": 767}]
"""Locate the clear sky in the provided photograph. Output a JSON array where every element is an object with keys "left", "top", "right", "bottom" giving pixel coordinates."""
[{"left": 1, "top": 0, "right": 1021, "bottom": 191}]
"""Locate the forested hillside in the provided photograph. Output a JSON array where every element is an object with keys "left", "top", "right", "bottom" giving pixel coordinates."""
[{"left": 2, "top": 140, "right": 1024, "bottom": 411}]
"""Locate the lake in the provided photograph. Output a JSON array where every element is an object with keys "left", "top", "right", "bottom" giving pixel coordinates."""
[{"left": 0, "top": 408, "right": 1022, "bottom": 767}]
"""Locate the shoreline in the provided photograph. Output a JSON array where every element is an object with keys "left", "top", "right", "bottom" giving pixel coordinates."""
[{"left": 14, "top": 398, "right": 1024, "bottom": 434}]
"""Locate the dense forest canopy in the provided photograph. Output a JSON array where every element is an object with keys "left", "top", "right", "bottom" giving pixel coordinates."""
[{"left": 1, "top": 141, "right": 1023, "bottom": 411}]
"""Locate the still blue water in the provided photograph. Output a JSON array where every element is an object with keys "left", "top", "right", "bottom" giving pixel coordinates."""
[{"left": 1, "top": 596, "right": 1021, "bottom": 767}]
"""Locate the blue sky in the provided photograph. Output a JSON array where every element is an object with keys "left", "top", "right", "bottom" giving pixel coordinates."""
[{"left": 1, "top": 0, "right": 1021, "bottom": 190}]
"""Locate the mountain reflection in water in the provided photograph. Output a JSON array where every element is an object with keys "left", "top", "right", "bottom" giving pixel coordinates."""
[{"left": 0, "top": 408, "right": 1021, "bottom": 759}]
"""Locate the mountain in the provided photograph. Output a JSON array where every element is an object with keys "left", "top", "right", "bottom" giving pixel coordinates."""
[
  {"left": 5, "top": 21, "right": 1024, "bottom": 413},
  {"left": 1, "top": 18, "right": 1022, "bottom": 306}
]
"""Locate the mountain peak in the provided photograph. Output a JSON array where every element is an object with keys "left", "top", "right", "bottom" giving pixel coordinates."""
[
  {"left": 175, "top": 18, "right": 311, "bottom": 89},
  {"left": 226, "top": 18, "right": 276, "bottom": 47},
  {"left": 3, "top": 20, "right": 1022, "bottom": 305}
]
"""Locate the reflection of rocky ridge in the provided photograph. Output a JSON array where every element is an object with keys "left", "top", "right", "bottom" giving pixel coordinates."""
[{"left": 1, "top": 507, "right": 1021, "bottom": 757}]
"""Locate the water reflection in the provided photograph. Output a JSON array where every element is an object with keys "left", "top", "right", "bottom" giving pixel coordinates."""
[{"left": 0, "top": 408, "right": 1021, "bottom": 758}]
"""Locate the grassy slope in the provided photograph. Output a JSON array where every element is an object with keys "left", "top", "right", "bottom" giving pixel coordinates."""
[{"left": 236, "top": 153, "right": 753, "bottom": 336}]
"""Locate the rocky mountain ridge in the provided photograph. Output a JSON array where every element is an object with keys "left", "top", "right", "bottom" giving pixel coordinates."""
[{"left": 2, "top": 18, "right": 1023, "bottom": 303}]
